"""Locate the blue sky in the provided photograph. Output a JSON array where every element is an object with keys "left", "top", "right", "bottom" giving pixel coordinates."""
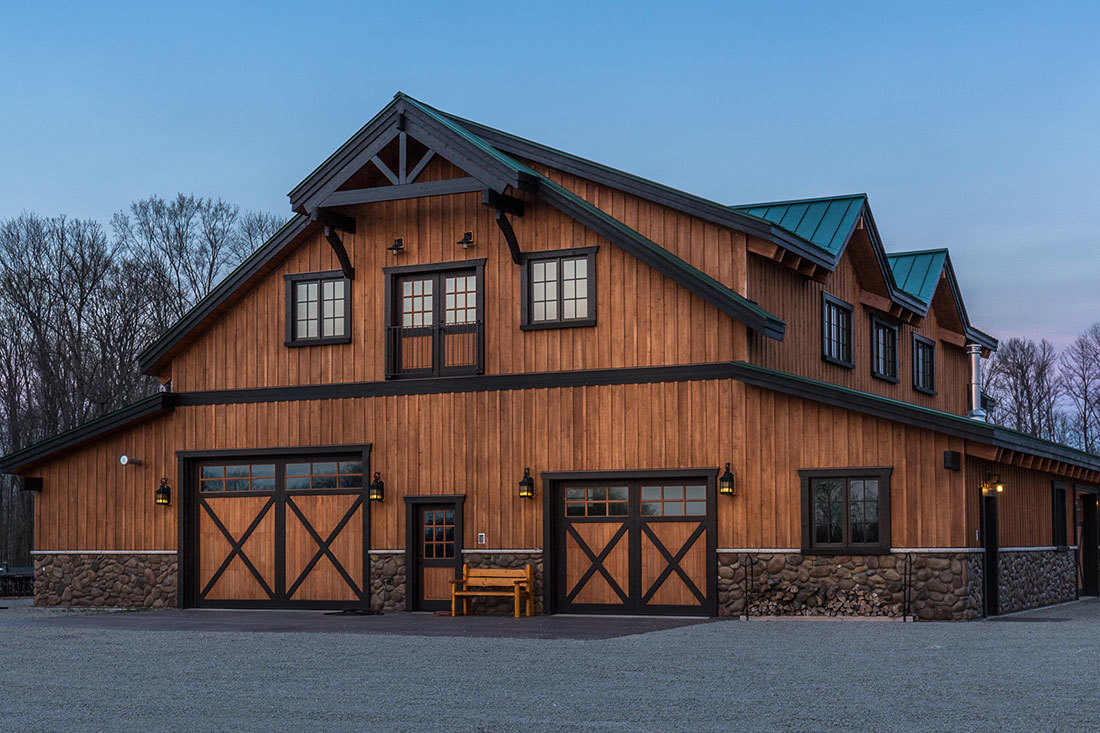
[{"left": 2, "top": 1, "right": 1098, "bottom": 346}]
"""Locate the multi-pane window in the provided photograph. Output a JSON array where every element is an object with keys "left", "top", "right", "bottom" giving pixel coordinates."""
[
  {"left": 912, "top": 334, "right": 936, "bottom": 394},
  {"left": 285, "top": 461, "right": 364, "bottom": 490},
  {"left": 641, "top": 484, "right": 707, "bottom": 516},
  {"left": 522, "top": 248, "right": 597, "bottom": 328},
  {"left": 799, "top": 468, "right": 891, "bottom": 553},
  {"left": 1052, "top": 483, "right": 1068, "bottom": 547},
  {"left": 821, "top": 293, "right": 853, "bottom": 367},
  {"left": 870, "top": 317, "right": 898, "bottom": 382},
  {"left": 285, "top": 271, "right": 350, "bottom": 345},
  {"left": 565, "top": 486, "right": 629, "bottom": 517},
  {"left": 200, "top": 464, "right": 276, "bottom": 492},
  {"left": 386, "top": 261, "right": 484, "bottom": 377},
  {"left": 422, "top": 508, "right": 456, "bottom": 559}
]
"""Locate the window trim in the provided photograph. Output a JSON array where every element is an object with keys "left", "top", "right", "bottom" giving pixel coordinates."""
[
  {"left": 912, "top": 333, "right": 937, "bottom": 395},
  {"left": 284, "top": 270, "right": 352, "bottom": 347},
  {"left": 799, "top": 467, "right": 892, "bottom": 555},
  {"left": 383, "top": 258, "right": 487, "bottom": 379},
  {"left": 870, "top": 315, "right": 900, "bottom": 383},
  {"left": 820, "top": 292, "right": 855, "bottom": 369},
  {"left": 1052, "top": 481, "right": 1069, "bottom": 547},
  {"left": 519, "top": 246, "right": 599, "bottom": 330}
]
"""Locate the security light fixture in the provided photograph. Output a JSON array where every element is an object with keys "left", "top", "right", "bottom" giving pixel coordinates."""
[
  {"left": 387, "top": 237, "right": 405, "bottom": 255},
  {"left": 155, "top": 478, "right": 171, "bottom": 506},
  {"left": 457, "top": 231, "right": 474, "bottom": 249},
  {"left": 719, "top": 463, "right": 736, "bottom": 496},
  {"left": 369, "top": 472, "right": 385, "bottom": 502},
  {"left": 518, "top": 467, "right": 535, "bottom": 499},
  {"left": 983, "top": 472, "right": 1005, "bottom": 495}
]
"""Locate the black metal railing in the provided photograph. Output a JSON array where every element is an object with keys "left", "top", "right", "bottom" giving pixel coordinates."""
[
  {"left": 385, "top": 322, "right": 484, "bottom": 378},
  {"left": 0, "top": 573, "right": 33, "bottom": 597},
  {"left": 902, "top": 552, "right": 914, "bottom": 618}
]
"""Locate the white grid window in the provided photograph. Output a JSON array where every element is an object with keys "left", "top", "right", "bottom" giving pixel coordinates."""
[
  {"left": 444, "top": 274, "right": 477, "bottom": 325},
  {"left": 321, "top": 280, "right": 345, "bottom": 338},
  {"left": 528, "top": 253, "right": 592, "bottom": 325},
  {"left": 296, "top": 281, "right": 320, "bottom": 339},
  {"left": 295, "top": 277, "right": 346, "bottom": 341},
  {"left": 401, "top": 277, "right": 433, "bottom": 328}
]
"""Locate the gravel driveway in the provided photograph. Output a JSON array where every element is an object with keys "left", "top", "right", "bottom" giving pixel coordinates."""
[{"left": 2, "top": 599, "right": 1098, "bottom": 732}]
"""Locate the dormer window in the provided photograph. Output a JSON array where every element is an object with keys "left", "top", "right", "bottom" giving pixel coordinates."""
[
  {"left": 870, "top": 316, "right": 899, "bottom": 382},
  {"left": 521, "top": 247, "right": 598, "bottom": 329},
  {"left": 821, "top": 293, "right": 854, "bottom": 368},
  {"left": 912, "top": 334, "right": 936, "bottom": 394},
  {"left": 285, "top": 271, "right": 351, "bottom": 346}
]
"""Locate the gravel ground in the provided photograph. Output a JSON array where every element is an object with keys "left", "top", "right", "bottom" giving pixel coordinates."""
[{"left": 1, "top": 599, "right": 1098, "bottom": 732}]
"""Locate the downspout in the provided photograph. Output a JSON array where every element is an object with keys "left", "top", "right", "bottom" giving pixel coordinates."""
[{"left": 966, "top": 343, "right": 987, "bottom": 421}]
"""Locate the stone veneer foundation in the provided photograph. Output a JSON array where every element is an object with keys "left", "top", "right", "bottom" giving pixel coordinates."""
[
  {"left": 717, "top": 552, "right": 984, "bottom": 620},
  {"left": 996, "top": 548, "right": 1077, "bottom": 614},
  {"left": 34, "top": 552, "right": 177, "bottom": 607}
]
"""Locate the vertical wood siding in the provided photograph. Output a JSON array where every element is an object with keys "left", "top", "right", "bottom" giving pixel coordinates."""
[
  {"left": 747, "top": 240, "right": 970, "bottom": 416},
  {"left": 27, "top": 381, "right": 1046, "bottom": 554},
  {"left": 169, "top": 155, "right": 748, "bottom": 392},
  {"left": 964, "top": 457, "right": 1073, "bottom": 548}
]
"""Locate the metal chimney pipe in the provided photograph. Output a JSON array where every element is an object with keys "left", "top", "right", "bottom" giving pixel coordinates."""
[{"left": 966, "top": 343, "right": 987, "bottom": 421}]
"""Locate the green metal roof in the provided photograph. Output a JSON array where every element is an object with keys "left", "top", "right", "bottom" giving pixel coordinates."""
[
  {"left": 730, "top": 194, "right": 866, "bottom": 256},
  {"left": 887, "top": 249, "right": 948, "bottom": 305}
]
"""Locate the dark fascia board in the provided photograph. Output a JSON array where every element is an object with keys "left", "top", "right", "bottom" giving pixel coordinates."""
[
  {"left": 438, "top": 110, "right": 835, "bottom": 269},
  {"left": 0, "top": 393, "right": 176, "bottom": 475},
  {"left": 137, "top": 214, "right": 313, "bottom": 375},
  {"left": 532, "top": 173, "right": 785, "bottom": 340},
  {"left": 857, "top": 203, "right": 928, "bottom": 317},
  {"left": 729, "top": 362, "right": 1100, "bottom": 473},
  {"left": 940, "top": 252, "right": 998, "bottom": 352}
]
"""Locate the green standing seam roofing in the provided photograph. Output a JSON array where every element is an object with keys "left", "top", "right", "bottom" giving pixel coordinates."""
[
  {"left": 887, "top": 249, "right": 948, "bottom": 305},
  {"left": 730, "top": 194, "right": 867, "bottom": 256}
]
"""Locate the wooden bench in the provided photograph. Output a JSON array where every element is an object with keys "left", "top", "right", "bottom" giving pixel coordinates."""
[{"left": 450, "top": 563, "right": 534, "bottom": 618}]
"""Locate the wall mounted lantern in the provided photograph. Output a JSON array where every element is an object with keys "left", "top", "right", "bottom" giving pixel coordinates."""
[
  {"left": 983, "top": 472, "right": 1005, "bottom": 495},
  {"left": 457, "top": 231, "right": 474, "bottom": 250},
  {"left": 718, "top": 463, "right": 736, "bottom": 496},
  {"left": 518, "top": 467, "right": 535, "bottom": 499},
  {"left": 369, "top": 472, "right": 385, "bottom": 502},
  {"left": 387, "top": 237, "right": 405, "bottom": 255},
  {"left": 155, "top": 478, "right": 171, "bottom": 506},
  {"left": 119, "top": 454, "right": 142, "bottom": 466}
]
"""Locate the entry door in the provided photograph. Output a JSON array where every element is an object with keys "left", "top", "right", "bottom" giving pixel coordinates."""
[
  {"left": 406, "top": 499, "right": 464, "bottom": 611},
  {"left": 1079, "top": 493, "right": 1099, "bottom": 597},
  {"left": 555, "top": 476, "right": 715, "bottom": 616},
  {"left": 981, "top": 494, "right": 999, "bottom": 616},
  {"left": 192, "top": 455, "right": 368, "bottom": 608}
]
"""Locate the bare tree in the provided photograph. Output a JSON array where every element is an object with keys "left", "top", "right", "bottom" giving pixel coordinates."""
[
  {"left": 985, "top": 337, "right": 1064, "bottom": 441},
  {"left": 1059, "top": 323, "right": 1100, "bottom": 454}
]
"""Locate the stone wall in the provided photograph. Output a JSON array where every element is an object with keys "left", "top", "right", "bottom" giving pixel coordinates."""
[
  {"left": 369, "top": 551, "right": 406, "bottom": 612},
  {"left": 997, "top": 549, "right": 1076, "bottom": 614},
  {"left": 34, "top": 553, "right": 177, "bottom": 607},
  {"left": 717, "top": 552, "right": 983, "bottom": 620}
]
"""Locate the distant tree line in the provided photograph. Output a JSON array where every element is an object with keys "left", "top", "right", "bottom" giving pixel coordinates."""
[
  {"left": 985, "top": 328, "right": 1100, "bottom": 453},
  {"left": 0, "top": 196, "right": 282, "bottom": 565}
]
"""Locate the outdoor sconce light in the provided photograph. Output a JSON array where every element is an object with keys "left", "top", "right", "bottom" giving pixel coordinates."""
[
  {"left": 368, "top": 472, "right": 385, "bottom": 502},
  {"left": 155, "top": 478, "right": 171, "bottom": 506},
  {"left": 457, "top": 231, "right": 474, "bottom": 250},
  {"left": 119, "top": 454, "right": 142, "bottom": 466},
  {"left": 719, "top": 463, "right": 736, "bottom": 496},
  {"left": 983, "top": 472, "right": 1005, "bottom": 495},
  {"left": 518, "top": 467, "right": 535, "bottom": 499},
  {"left": 387, "top": 237, "right": 405, "bottom": 255}
]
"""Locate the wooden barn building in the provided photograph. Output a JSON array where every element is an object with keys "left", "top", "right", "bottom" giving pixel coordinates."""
[{"left": 3, "top": 93, "right": 1098, "bottom": 619}]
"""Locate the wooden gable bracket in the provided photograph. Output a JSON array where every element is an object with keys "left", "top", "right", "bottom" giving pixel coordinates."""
[
  {"left": 312, "top": 210, "right": 356, "bottom": 280},
  {"left": 482, "top": 189, "right": 525, "bottom": 265}
]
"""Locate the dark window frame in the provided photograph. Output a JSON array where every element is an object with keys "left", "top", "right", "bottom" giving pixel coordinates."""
[
  {"left": 820, "top": 292, "right": 854, "bottom": 369},
  {"left": 1052, "top": 481, "right": 1069, "bottom": 547},
  {"left": 799, "top": 467, "right": 892, "bottom": 555},
  {"left": 520, "top": 246, "right": 599, "bottom": 330},
  {"left": 912, "top": 333, "right": 937, "bottom": 395},
  {"left": 870, "top": 315, "right": 899, "bottom": 383},
  {"left": 284, "top": 270, "right": 352, "bottom": 347},
  {"left": 383, "top": 258, "right": 486, "bottom": 379}
]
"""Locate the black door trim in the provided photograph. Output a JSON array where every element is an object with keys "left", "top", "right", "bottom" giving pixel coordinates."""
[
  {"left": 404, "top": 494, "right": 465, "bottom": 611},
  {"left": 981, "top": 492, "right": 999, "bottom": 616},
  {"left": 177, "top": 443, "right": 371, "bottom": 609},
  {"left": 542, "top": 468, "right": 718, "bottom": 617}
]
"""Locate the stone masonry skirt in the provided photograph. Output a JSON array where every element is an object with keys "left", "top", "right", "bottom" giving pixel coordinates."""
[
  {"left": 34, "top": 552, "right": 177, "bottom": 608},
  {"left": 717, "top": 552, "right": 984, "bottom": 620}
]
